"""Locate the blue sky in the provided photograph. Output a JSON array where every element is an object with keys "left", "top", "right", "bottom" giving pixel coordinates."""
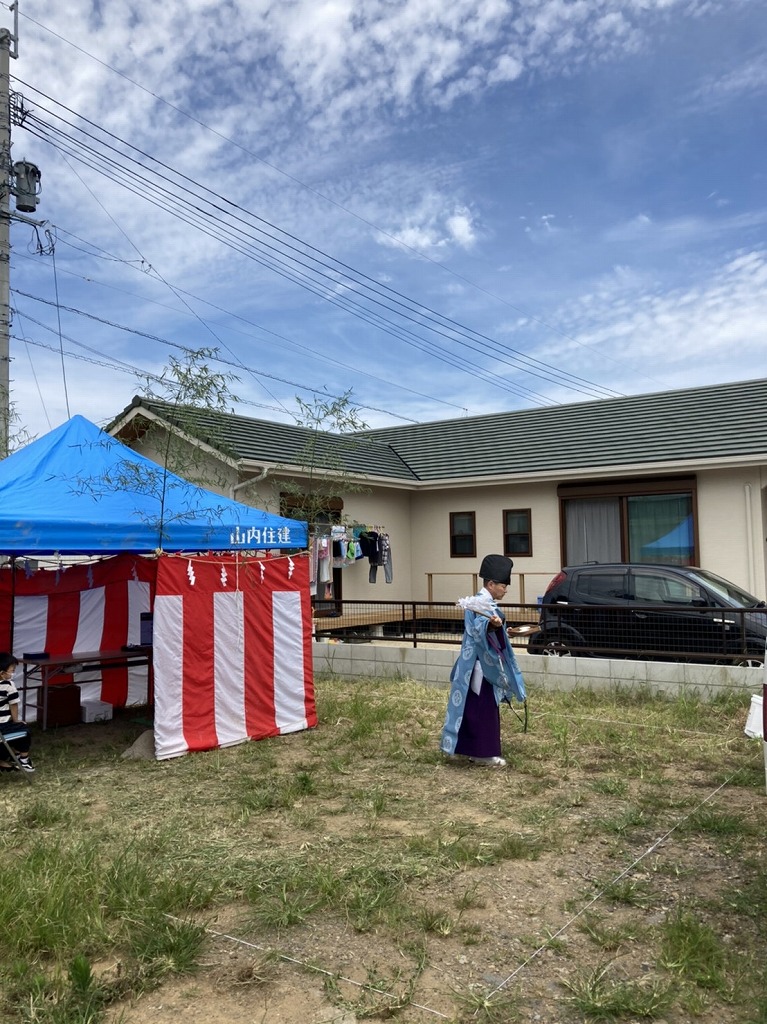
[{"left": 5, "top": 0, "right": 766, "bottom": 441}]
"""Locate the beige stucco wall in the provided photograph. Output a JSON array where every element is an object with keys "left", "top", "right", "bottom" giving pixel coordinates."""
[
  {"left": 697, "top": 467, "right": 767, "bottom": 599},
  {"left": 125, "top": 421, "right": 767, "bottom": 602},
  {"left": 406, "top": 482, "right": 562, "bottom": 604},
  {"left": 325, "top": 488, "right": 414, "bottom": 602},
  {"left": 131, "top": 432, "right": 239, "bottom": 497}
]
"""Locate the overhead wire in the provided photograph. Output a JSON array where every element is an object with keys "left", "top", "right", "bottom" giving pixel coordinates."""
[
  {"left": 10, "top": 2, "right": 654, "bottom": 386},
  {"left": 51, "top": 142, "right": 295, "bottom": 421},
  {"left": 11, "top": 309, "right": 52, "bottom": 431},
  {"left": 10, "top": 298, "right": 422, "bottom": 424},
  {"left": 13, "top": 246, "right": 461, "bottom": 418},
  {"left": 16, "top": 139, "right": 425, "bottom": 426},
  {"left": 14, "top": 81, "right": 623, "bottom": 404},
  {"left": 17, "top": 105, "right": 557, "bottom": 405},
  {"left": 16, "top": 118, "right": 554, "bottom": 407},
  {"left": 8, "top": 317, "right": 306, "bottom": 418},
  {"left": 9, "top": 328, "right": 301, "bottom": 419},
  {"left": 49, "top": 239, "right": 70, "bottom": 418}
]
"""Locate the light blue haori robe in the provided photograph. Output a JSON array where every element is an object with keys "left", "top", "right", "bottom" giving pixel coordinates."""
[{"left": 440, "top": 588, "right": 527, "bottom": 755}]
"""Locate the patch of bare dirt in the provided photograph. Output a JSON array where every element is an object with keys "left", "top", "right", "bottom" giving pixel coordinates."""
[
  {"left": 41, "top": 696, "right": 763, "bottom": 1024},
  {"left": 103, "top": 769, "right": 763, "bottom": 1024}
]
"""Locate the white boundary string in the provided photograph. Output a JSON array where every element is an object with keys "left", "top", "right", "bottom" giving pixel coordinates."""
[
  {"left": 162, "top": 769, "right": 745, "bottom": 1016},
  {"left": 163, "top": 916, "right": 451, "bottom": 1019},
  {"left": 160, "top": 680, "right": 755, "bottom": 1013},
  {"left": 484, "top": 772, "right": 740, "bottom": 1001}
]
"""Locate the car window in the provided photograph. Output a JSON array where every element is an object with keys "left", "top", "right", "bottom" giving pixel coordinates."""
[
  {"left": 633, "top": 574, "right": 668, "bottom": 602},
  {"left": 688, "top": 569, "right": 762, "bottom": 607},
  {"left": 632, "top": 571, "right": 704, "bottom": 604},
  {"left": 573, "top": 571, "right": 627, "bottom": 600}
]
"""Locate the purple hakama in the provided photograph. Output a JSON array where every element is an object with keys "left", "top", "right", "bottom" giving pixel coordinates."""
[{"left": 454, "top": 676, "right": 502, "bottom": 758}]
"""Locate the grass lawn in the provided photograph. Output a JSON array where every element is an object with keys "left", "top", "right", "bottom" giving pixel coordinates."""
[{"left": 0, "top": 675, "right": 764, "bottom": 1024}]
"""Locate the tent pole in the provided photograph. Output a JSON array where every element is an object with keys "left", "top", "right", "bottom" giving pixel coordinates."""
[{"left": 9, "top": 554, "right": 15, "bottom": 651}]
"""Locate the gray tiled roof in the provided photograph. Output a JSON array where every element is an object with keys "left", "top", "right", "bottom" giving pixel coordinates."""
[
  {"left": 114, "top": 378, "right": 767, "bottom": 484},
  {"left": 113, "top": 397, "right": 418, "bottom": 480},
  {"left": 365, "top": 377, "right": 767, "bottom": 480}
]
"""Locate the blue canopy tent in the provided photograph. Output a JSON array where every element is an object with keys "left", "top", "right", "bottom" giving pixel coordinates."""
[
  {"left": 0, "top": 417, "right": 314, "bottom": 748},
  {"left": 0, "top": 415, "right": 307, "bottom": 554}
]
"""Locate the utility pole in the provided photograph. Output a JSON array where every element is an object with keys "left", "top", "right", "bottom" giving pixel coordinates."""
[
  {"left": 0, "top": 15, "right": 16, "bottom": 458},
  {"left": 0, "top": 4, "right": 42, "bottom": 458}
]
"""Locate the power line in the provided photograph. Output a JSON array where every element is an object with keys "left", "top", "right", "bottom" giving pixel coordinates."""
[
  {"left": 10, "top": 294, "right": 422, "bottom": 424},
  {"left": 9, "top": 1, "right": 644, "bottom": 382},
  {"left": 14, "top": 245, "right": 469, "bottom": 415},
  {"left": 15, "top": 81, "right": 623, "bottom": 404},
  {"left": 10, "top": 327, "right": 302, "bottom": 420},
  {"left": 16, "top": 117, "right": 557, "bottom": 406}
]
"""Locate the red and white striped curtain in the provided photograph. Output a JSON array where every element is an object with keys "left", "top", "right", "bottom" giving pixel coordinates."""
[
  {"left": 153, "top": 553, "right": 316, "bottom": 760},
  {"left": 0, "top": 553, "right": 316, "bottom": 757},
  {"left": 2, "top": 555, "right": 155, "bottom": 713}
]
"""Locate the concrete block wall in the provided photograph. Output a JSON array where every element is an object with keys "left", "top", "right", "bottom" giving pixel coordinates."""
[{"left": 312, "top": 642, "right": 762, "bottom": 700}]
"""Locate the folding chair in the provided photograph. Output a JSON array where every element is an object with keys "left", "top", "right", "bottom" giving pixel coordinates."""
[{"left": 0, "top": 726, "right": 34, "bottom": 783}]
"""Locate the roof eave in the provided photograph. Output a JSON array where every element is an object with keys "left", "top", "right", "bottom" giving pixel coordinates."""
[
  {"left": 108, "top": 405, "right": 242, "bottom": 471},
  {"left": 410, "top": 453, "right": 767, "bottom": 489}
]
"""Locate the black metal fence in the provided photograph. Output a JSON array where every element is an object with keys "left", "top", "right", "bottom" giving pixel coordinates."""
[
  {"left": 533, "top": 602, "right": 767, "bottom": 665},
  {"left": 313, "top": 600, "right": 545, "bottom": 650},
  {"left": 313, "top": 599, "right": 767, "bottom": 665}
]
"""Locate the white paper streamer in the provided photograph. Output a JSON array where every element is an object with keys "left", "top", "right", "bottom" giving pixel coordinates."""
[
  {"left": 457, "top": 594, "right": 495, "bottom": 618},
  {"left": 187, "top": 559, "right": 196, "bottom": 586}
]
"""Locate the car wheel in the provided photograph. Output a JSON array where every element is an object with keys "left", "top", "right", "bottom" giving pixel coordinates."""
[{"left": 542, "top": 639, "right": 573, "bottom": 657}]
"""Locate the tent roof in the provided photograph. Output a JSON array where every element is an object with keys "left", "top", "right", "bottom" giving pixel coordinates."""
[{"left": 0, "top": 415, "right": 308, "bottom": 554}]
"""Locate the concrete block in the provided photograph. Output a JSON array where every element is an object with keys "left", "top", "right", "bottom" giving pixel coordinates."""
[
  {"left": 425, "top": 664, "right": 451, "bottom": 683},
  {"left": 609, "top": 659, "right": 649, "bottom": 685},
  {"left": 574, "top": 657, "right": 614, "bottom": 682},
  {"left": 683, "top": 663, "right": 727, "bottom": 695},
  {"left": 374, "top": 645, "right": 406, "bottom": 664},
  {"left": 641, "top": 660, "right": 685, "bottom": 685},
  {"left": 351, "top": 659, "right": 377, "bottom": 677}
]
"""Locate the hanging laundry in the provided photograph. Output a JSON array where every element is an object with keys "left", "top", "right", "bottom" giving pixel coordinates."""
[
  {"left": 316, "top": 535, "right": 332, "bottom": 583},
  {"left": 360, "top": 530, "right": 393, "bottom": 584}
]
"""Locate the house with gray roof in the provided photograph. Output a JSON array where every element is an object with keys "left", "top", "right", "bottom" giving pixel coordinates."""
[{"left": 108, "top": 376, "right": 767, "bottom": 606}]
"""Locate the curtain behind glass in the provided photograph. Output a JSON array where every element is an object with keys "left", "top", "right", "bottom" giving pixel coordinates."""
[
  {"left": 564, "top": 499, "right": 621, "bottom": 564},
  {"left": 629, "top": 494, "right": 693, "bottom": 564}
]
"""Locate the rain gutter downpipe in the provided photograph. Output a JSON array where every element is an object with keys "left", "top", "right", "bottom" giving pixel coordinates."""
[{"left": 230, "top": 466, "right": 269, "bottom": 501}]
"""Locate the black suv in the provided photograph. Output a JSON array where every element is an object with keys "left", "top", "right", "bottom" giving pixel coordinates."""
[{"left": 527, "top": 563, "right": 767, "bottom": 666}]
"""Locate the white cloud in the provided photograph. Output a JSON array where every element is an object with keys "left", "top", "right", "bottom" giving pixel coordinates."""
[
  {"left": 691, "top": 55, "right": 767, "bottom": 105},
  {"left": 445, "top": 207, "right": 477, "bottom": 248},
  {"left": 18, "top": 0, "right": 732, "bottom": 148},
  {"left": 378, "top": 196, "right": 479, "bottom": 255},
  {"left": 603, "top": 210, "right": 767, "bottom": 247},
  {"left": 4, "top": 0, "right": 761, "bottom": 438},
  {"left": 556, "top": 250, "right": 767, "bottom": 379}
]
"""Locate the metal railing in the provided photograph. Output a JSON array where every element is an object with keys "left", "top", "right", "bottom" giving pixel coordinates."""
[
  {"left": 534, "top": 602, "right": 767, "bottom": 665},
  {"left": 313, "top": 600, "right": 541, "bottom": 649},
  {"left": 313, "top": 599, "right": 767, "bottom": 664},
  {"left": 425, "top": 571, "right": 554, "bottom": 605}
]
